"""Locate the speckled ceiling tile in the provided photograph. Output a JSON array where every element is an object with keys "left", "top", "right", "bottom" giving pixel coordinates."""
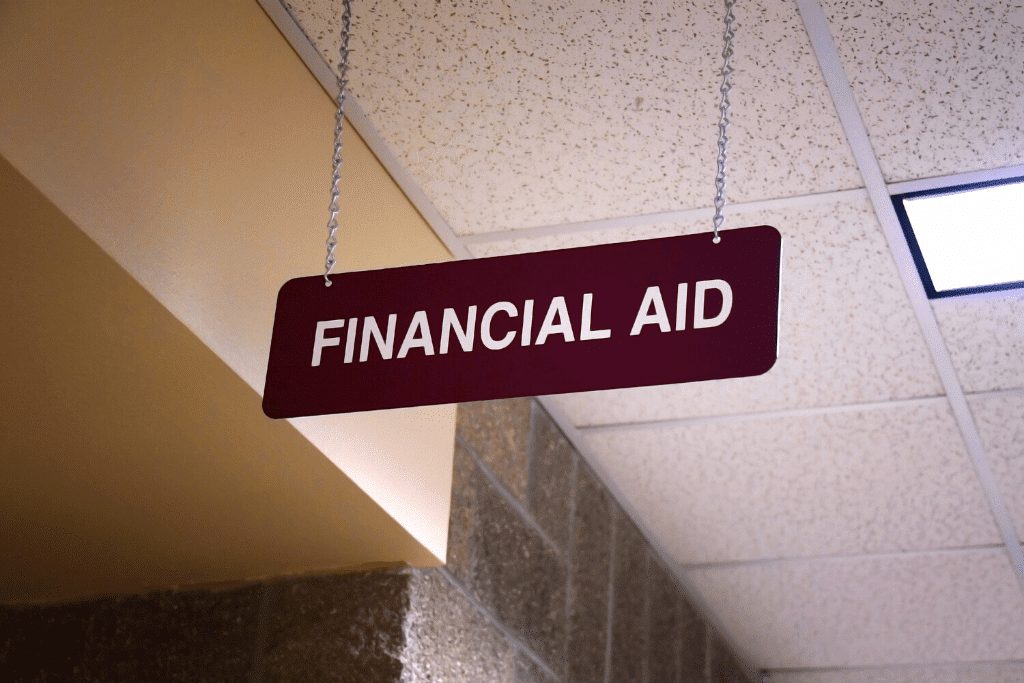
[
  {"left": 687, "top": 548, "right": 1024, "bottom": 669},
  {"left": 767, "top": 662, "right": 1024, "bottom": 683},
  {"left": 581, "top": 400, "right": 1000, "bottom": 564},
  {"left": 282, "top": 0, "right": 861, "bottom": 234},
  {"left": 473, "top": 194, "right": 942, "bottom": 424},
  {"left": 820, "top": 0, "right": 1024, "bottom": 183},
  {"left": 969, "top": 391, "right": 1024, "bottom": 535},
  {"left": 932, "top": 294, "right": 1024, "bottom": 394}
]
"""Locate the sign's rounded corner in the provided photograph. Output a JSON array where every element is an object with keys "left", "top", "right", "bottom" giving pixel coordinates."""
[
  {"left": 753, "top": 353, "right": 780, "bottom": 377},
  {"left": 262, "top": 396, "right": 287, "bottom": 420},
  {"left": 276, "top": 275, "right": 308, "bottom": 302}
]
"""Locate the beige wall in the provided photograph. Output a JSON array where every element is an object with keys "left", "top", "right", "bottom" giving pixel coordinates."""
[
  {"left": 0, "top": 0, "right": 457, "bottom": 597},
  {"left": 0, "top": 156, "right": 437, "bottom": 603}
]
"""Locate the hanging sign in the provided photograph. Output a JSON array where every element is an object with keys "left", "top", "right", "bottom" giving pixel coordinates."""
[{"left": 263, "top": 225, "right": 781, "bottom": 418}]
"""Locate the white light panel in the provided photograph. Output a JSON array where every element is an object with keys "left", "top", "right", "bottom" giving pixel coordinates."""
[{"left": 902, "top": 180, "right": 1024, "bottom": 294}]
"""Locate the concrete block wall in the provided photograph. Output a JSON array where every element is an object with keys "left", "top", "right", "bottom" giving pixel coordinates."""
[
  {"left": 0, "top": 399, "right": 754, "bottom": 682},
  {"left": 433, "top": 398, "right": 751, "bottom": 683}
]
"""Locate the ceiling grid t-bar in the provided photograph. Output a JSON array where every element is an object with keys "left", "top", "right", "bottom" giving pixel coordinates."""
[{"left": 794, "top": 0, "right": 1024, "bottom": 592}]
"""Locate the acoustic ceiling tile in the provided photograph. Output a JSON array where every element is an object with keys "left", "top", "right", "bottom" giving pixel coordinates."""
[
  {"left": 688, "top": 549, "right": 1024, "bottom": 669},
  {"left": 493, "top": 195, "right": 944, "bottom": 425},
  {"left": 969, "top": 391, "right": 1024, "bottom": 534},
  {"left": 581, "top": 401, "right": 1000, "bottom": 565},
  {"left": 932, "top": 296, "right": 1024, "bottom": 394},
  {"left": 767, "top": 662, "right": 1024, "bottom": 683},
  {"left": 820, "top": 0, "right": 1024, "bottom": 183},
  {"left": 466, "top": 220, "right": 684, "bottom": 259},
  {"left": 286, "top": 0, "right": 861, "bottom": 234}
]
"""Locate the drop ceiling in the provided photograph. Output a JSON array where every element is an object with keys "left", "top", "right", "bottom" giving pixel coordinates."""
[{"left": 265, "top": 0, "right": 1024, "bottom": 679}]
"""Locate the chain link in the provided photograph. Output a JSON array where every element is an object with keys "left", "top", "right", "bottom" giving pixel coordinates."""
[
  {"left": 711, "top": 0, "right": 736, "bottom": 244},
  {"left": 325, "top": 0, "right": 354, "bottom": 286}
]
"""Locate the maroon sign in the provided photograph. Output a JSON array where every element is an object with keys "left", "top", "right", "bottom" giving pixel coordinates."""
[{"left": 263, "top": 225, "right": 781, "bottom": 418}]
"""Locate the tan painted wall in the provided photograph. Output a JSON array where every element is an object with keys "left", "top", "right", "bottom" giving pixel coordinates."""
[
  {"left": 0, "top": 0, "right": 457, "bottom": 589},
  {"left": 0, "top": 156, "right": 437, "bottom": 603}
]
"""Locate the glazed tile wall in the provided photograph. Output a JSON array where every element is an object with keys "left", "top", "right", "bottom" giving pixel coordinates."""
[{"left": 0, "top": 398, "right": 753, "bottom": 683}]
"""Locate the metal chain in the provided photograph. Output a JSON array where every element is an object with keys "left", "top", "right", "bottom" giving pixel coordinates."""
[
  {"left": 711, "top": 0, "right": 736, "bottom": 244},
  {"left": 325, "top": 0, "right": 354, "bottom": 286}
]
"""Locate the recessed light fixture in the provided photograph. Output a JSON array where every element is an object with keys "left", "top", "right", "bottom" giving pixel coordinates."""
[{"left": 892, "top": 175, "right": 1024, "bottom": 299}]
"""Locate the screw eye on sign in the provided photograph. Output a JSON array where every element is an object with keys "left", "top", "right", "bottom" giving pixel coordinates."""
[{"left": 263, "top": 225, "right": 781, "bottom": 418}]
